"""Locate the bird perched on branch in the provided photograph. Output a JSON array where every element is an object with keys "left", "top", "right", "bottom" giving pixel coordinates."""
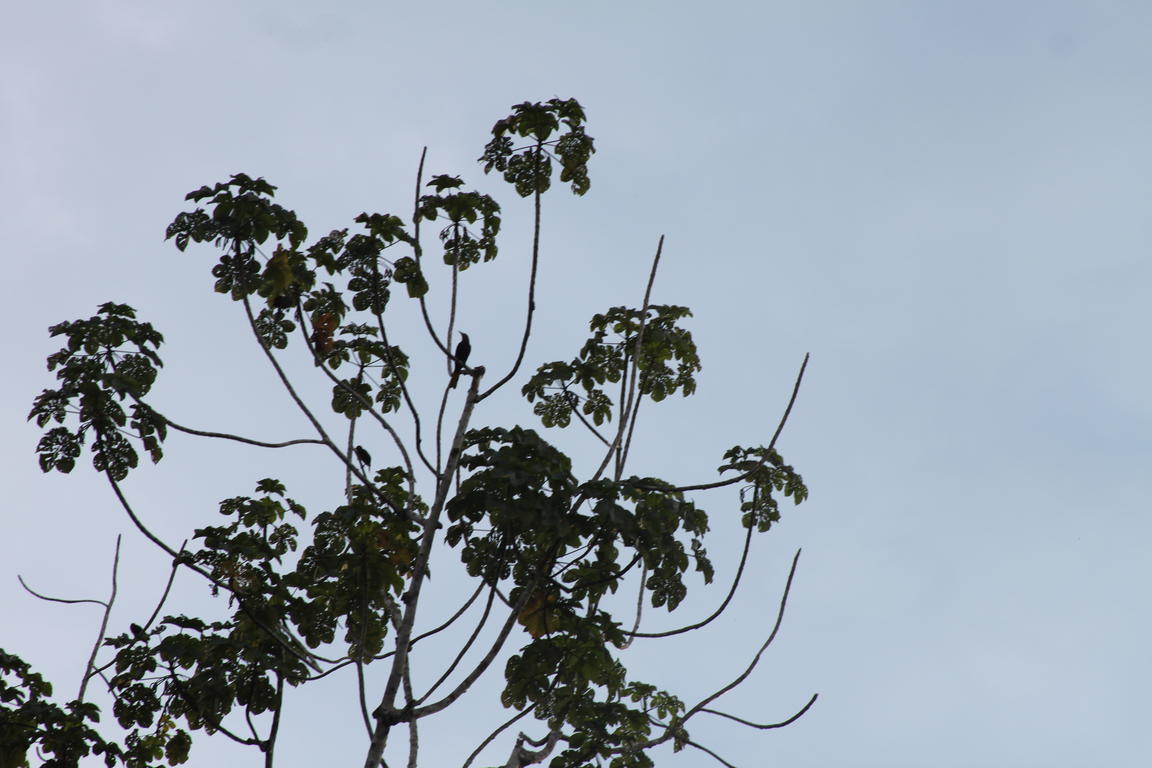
[
  {"left": 353, "top": 445, "right": 372, "bottom": 470},
  {"left": 448, "top": 332, "right": 471, "bottom": 389}
]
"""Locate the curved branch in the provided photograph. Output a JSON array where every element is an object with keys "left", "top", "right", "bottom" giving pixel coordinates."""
[
  {"left": 17, "top": 576, "right": 107, "bottom": 608},
  {"left": 159, "top": 415, "right": 325, "bottom": 449},
  {"left": 618, "top": 562, "right": 647, "bottom": 650},
  {"left": 683, "top": 548, "right": 803, "bottom": 721},
  {"left": 625, "top": 520, "right": 754, "bottom": 639},
  {"left": 392, "top": 581, "right": 486, "bottom": 657},
  {"left": 700, "top": 692, "right": 818, "bottom": 730},
  {"left": 660, "top": 353, "right": 809, "bottom": 494},
  {"left": 410, "top": 584, "right": 534, "bottom": 720},
  {"left": 415, "top": 576, "right": 500, "bottom": 705}
]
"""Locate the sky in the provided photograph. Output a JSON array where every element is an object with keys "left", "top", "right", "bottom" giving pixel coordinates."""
[{"left": 3, "top": 1, "right": 1151, "bottom": 766}]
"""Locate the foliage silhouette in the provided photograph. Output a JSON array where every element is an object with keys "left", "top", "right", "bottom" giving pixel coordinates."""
[{"left": 15, "top": 98, "right": 815, "bottom": 768}]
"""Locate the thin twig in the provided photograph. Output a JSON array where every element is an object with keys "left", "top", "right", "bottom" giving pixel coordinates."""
[
  {"left": 17, "top": 577, "right": 106, "bottom": 607},
  {"left": 415, "top": 576, "right": 500, "bottom": 705},
  {"left": 683, "top": 549, "right": 803, "bottom": 721},
  {"left": 72, "top": 536, "right": 119, "bottom": 701},
  {"left": 461, "top": 704, "right": 536, "bottom": 768},
  {"left": 161, "top": 416, "right": 325, "bottom": 449},
  {"left": 700, "top": 692, "right": 819, "bottom": 729},
  {"left": 683, "top": 738, "right": 737, "bottom": 768},
  {"left": 662, "top": 353, "right": 809, "bottom": 494},
  {"left": 411, "top": 147, "right": 451, "bottom": 359}
]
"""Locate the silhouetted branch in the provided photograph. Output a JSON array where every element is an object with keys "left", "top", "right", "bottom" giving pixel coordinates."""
[
  {"left": 477, "top": 145, "right": 544, "bottom": 403},
  {"left": 683, "top": 738, "right": 737, "bottom": 768},
  {"left": 626, "top": 521, "right": 755, "bottom": 639},
  {"left": 160, "top": 415, "right": 325, "bottom": 449},
  {"left": 461, "top": 704, "right": 536, "bottom": 768},
  {"left": 684, "top": 549, "right": 803, "bottom": 720},
  {"left": 700, "top": 692, "right": 819, "bottom": 730},
  {"left": 664, "top": 353, "right": 809, "bottom": 494}
]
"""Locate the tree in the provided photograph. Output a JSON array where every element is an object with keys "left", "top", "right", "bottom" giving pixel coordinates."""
[{"left": 13, "top": 98, "right": 814, "bottom": 768}]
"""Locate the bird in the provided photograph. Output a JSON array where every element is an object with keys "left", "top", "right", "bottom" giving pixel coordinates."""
[
  {"left": 448, "top": 332, "right": 471, "bottom": 389},
  {"left": 353, "top": 445, "right": 372, "bottom": 469}
]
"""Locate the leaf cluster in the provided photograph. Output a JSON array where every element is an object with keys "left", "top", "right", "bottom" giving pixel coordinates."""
[
  {"left": 0, "top": 650, "right": 128, "bottom": 768},
  {"left": 28, "top": 303, "right": 167, "bottom": 480},
  {"left": 718, "top": 446, "right": 809, "bottom": 532},
  {"left": 479, "top": 98, "right": 595, "bottom": 197},
  {"left": 521, "top": 305, "right": 701, "bottom": 428}
]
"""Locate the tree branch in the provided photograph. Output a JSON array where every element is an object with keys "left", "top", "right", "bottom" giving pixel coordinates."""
[
  {"left": 415, "top": 575, "right": 500, "bottom": 705},
  {"left": 700, "top": 692, "right": 819, "bottom": 730},
  {"left": 683, "top": 738, "right": 737, "bottom": 768},
  {"left": 364, "top": 373, "right": 484, "bottom": 767},
  {"left": 682, "top": 548, "right": 803, "bottom": 722},
  {"left": 461, "top": 704, "right": 536, "bottom": 768},
  {"left": 625, "top": 520, "right": 755, "bottom": 639},
  {"left": 159, "top": 414, "right": 325, "bottom": 449},
  {"left": 477, "top": 143, "right": 544, "bottom": 403},
  {"left": 662, "top": 353, "right": 809, "bottom": 494}
]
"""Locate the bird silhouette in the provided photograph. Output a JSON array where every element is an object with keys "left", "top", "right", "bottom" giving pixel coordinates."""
[
  {"left": 448, "top": 332, "right": 471, "bottom": 389},
  {"left": 354, "top": 445, "right": 372, "bottom": 469}
]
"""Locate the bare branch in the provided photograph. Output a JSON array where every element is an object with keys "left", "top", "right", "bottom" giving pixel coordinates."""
[
  {"left": 416, "top": 576, "right": 500, "bottom": 705},
  {"left": 683, "top": 549, "right": 803, "bottom": 721},
  {"left": 662, "top": 353, "right": 809, "bottom": 494},
  {"left": 17, "top": 576, "right": 107, "bottom": 608},
  {"left": 683, "top": 738, "right": 738, "bottom": 768},
  {"left": 617, "top": 235, "right": 665, "bottom": 476},
  {"left": 618, "top": 562, "right": 647, "bottom": 650},
  {"left": 461, "top": 704, "right": 536, "bottom": 768},
  {"left": 159, "top": 415, "right": 325, "bottom": 449},
  {"left": 409, "top": 583, "right": 531, "bottom": 720},
  {"left": 78, "top": 535, "right": 120, "bottom": 702},
  {"left": 700, "top": 692, "right": 819, "bottom": 730},
  {"left": 477, "top": 146, "right": 544, "bottom": 403},
  {"left": 91, "top": 542, "right": 186, "bottom": 683},
  {"left": 410, "top": 147, "right": 451, "bottom": 359}
]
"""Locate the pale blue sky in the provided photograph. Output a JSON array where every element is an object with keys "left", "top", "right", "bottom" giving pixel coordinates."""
[{"left": 3, "top": 2, "right": 1150, "bottom": 766}]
